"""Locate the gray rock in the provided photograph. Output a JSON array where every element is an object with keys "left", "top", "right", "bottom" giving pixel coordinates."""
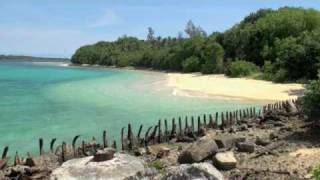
[
  {"left": 50, "top": 153, "right": 145, "bottom": 180},
  {"left": 255, "top": 137, "right": 270, "bottom": 146},
  {"left": 214, "top": 136, "right": 236, "bottom": 149},
  {"left": 92, "top": 148, "right": 116, "bottom": 162},
  {"left": 213, "top": 151, "right": 237, "bottom": 170},
  {"left": 178, "top": 136, "right": 218, "bottom": 164},
  {"left": 236, "top": 142, "right": 255, "bottom": 153},
  {"left": 165, "top": 162, "right": 224, "bottom": 180}
]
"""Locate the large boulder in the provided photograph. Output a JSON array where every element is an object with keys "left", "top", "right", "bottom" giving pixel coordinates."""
[
  {"left": 165, "top": 162, "right": 224, "bottom": 180},
  {"left": 178, "top": 136, "right": 218, "bottom": 164},
  {"left": 50, "top": 153, "right": 145, "bottom": 180},
  {"left": 213, "top": 151, "right": 237, "bottom": 170}
]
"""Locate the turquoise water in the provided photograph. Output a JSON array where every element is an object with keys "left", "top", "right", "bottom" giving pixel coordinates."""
[{"left": 0, "top": 61, "right": 261, "bottom": 156}]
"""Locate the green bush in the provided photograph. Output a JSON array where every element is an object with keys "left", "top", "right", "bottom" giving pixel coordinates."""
[
  {"left": 149, "top": 160, "right": 164, "bottom": 171},
  {"left": 312, "top": 165, "right": 320, "bottom": 180},
  {"left": 226, "top": 60, "right": 260, "bottom": 77},
  {"left": 182, "top": 56, "right": 200, "bottom": 72},
  {"left": 302, "top": 72, "right": 320, "bottom": 118}
]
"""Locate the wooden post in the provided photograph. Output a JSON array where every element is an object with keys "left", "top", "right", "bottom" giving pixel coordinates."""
[
  {"left": 221, "top": 112, "right": 225, "bottom": 129},
  {"left": 112, "top": 140, "right": 117, "bottom": 149},
  {"left": 191, "top": 116, "right": 195, "bottom": 133},
  {"left": 103, "top": 130, "right": 108, "bottom": 148},
  {"left": 209, "top": 114, "right": 213, "bottom": 128},
  {"left": 178, "top": 117, "right": 182, "bottom": 136},
  {"left": 164, "top": 119, "right": 168, "bottom": 142},
  {"left": 137, "top": 125, "right": 143, "bottom": 141},
  {"left": 226, "top": 111, "right": 229, "bottom": 123},
  {"left": 61, "top": 142, "right": 66, "bottom": 162},
  {"left": 72, "top": 135, "right": 80, "bottom": 157},
  {"left": 185, "top": 116, "right": 188, "bottom": 129},
  {"left": 197, "top": 116, "right": 201, "bottom": 136},
  {"left": 171, "top": 118, "right": 176, "bottom": 138},
  {"left": 215, "top": 112, "right": 218, "bottom": 125},
  {"left": 158, "top": 120, "right": 162, "bottom": 143},
  {"left": 39, "top": 138, "right": 44, "bottom": 156},
  {"left": 144, "top": 126, "right": 153, "bottom": 146},
  {"left": 1, "top": 146, "right": 8, "bottom": 159},
  {"left": 14, "top": 151, "right": 21, "bottom": 166},
  {"left": 203, "top": 114, "right": 207, "bottom": 127},
  {"left": 50, "top": 138, "right": 56, "bottom": 153},
  {"left": 128, "top": 124, "right": 133, "bottom": 150},
  {"left": 121, "top": 127, "right": 125, "bottom": 150}
]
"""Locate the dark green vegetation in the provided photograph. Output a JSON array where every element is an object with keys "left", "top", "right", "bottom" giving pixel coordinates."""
[
  {"left": 72, "top": 7, "right": 320, "bottom": 83},
  {"left": 0, "top": 55, "right": 69, "bottom": 62},
  {"left": 302, "top": 71, "right": 320, "bottom": 119}
]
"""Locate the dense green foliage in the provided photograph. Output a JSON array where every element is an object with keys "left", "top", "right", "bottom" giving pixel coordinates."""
[
  {"left": 312, "top": 164, "right": 320, "bottom": 180},
  {"left": 72, "top": 7, "right": 320, "bottom": 82},
  {"left": 226, "top": 60, "right": 259, "bottom": 77},
  {"left": 302, "top": 72, "right": 320, "bottom": 117}
]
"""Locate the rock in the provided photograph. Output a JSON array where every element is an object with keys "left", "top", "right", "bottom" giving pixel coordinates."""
[
  {"left": 34, "top": 154, "right": 60, "bottom": 170},
  {"left": 156, "top": 147, "right": 170, "bottom": 159},
  {"left": 165, "top": 162, "right": 224, "bottom": 180},
  {"left": 92, "top": 148, "right": 116, "bottom": 162},
  {"left": 213, "top": 151, "right": 237, "bottom": 170},
  {"left": 236, "top": 142, "right": 255, "bottom": 153},
  {"left": 239, "top": 124, "right": 248, "bottom": 131},
  {"left": 178, "top": 136, "right": 218, "bottom": 164},
  {"left": 50, "top": 153, "right": 145, "bottom": 180},
  {"left": 25, "top": 157, "right": 36, "bottom": 167},
  {"left": 134, "top": 147, "right": 146, "bottom": 156},
  {"left": 269, "top": 132, "right": 279, "bottom": 140},
  {"left": 214, "top": 135, "right": 238, "bottom": 149},
  {"left": 255, "top": 137, "right": 270, "bottom": 146}
]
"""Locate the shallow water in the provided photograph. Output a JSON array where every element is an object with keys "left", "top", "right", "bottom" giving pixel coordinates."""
[{"left": 0, "top": 61, "right": 261, "bottom": 156}]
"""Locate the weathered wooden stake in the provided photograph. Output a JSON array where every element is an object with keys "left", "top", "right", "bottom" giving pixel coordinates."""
[
  {"left": 191, "top": 116, "right": 195, "bottom": 133},
  {"left": 61, "top": 142, "right": 66, "bottom": 162},
  {"left": 203, "top": 114, "right": 207, "bottom": 127},
  {"left": 144, "top": 126, "right": 153, "bottom": 146},
  {"left": 1, "top": 146, "right": 8, "bottom": 159},
  {"left": 164, "top": 119, "right": 168, "bottom": 142},
  {"left": 171, "top": 118, "right": 176, "bottom": 138},
  {"left": 72, "top": 135, "right": 80, "bottom": 157},
  {"left": 158, "top": 120, "right": 162, "bottom": 143},
  {"left": 178, "top": 117, "right": 182, "bottom": 136},
  {"left": 112, "top": 140, "right": 117, "bottom": 149},
  {"left": 197, "top": 116, "right": 201, "bottom": 136},
  {"left": 50, "top": 138, "right": 56, "bottom": 153},
  {"left": 137, "top": 125, "right": 143, "bottom": 141},
  {"left": 103, "top": 130, "right": 108, "bottom": 148},
  {"left": 39, "top": 138, "right": 44, "bottom": 156},
  {"left": 127, "top": 124, "right": 133, "bottom": 150},
  {"left": 121, "top": 127, "right": 125, "bottom": 150}
]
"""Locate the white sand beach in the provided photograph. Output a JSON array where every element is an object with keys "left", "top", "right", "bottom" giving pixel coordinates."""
[{"left": 168, "top": 73, "right": 305, "bottom": 101}]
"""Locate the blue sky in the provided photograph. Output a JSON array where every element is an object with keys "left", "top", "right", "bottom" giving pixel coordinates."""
[{"left": 0, "top": 0, "right": 319, "bottom": 58}]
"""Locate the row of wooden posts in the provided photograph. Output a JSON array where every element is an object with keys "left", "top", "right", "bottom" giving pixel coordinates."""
[{"left": 0, "top": 99, "right": 297, "bottom": 167}]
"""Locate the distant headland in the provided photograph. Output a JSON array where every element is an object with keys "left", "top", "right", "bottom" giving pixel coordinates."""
[{"left": 0, "top": 55, "right": 69, "bottom": 62}]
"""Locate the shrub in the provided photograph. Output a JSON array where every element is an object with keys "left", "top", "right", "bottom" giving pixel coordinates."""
[
  {"left": 312, "top": 165, "right": 320, "bottom": 180},
  {"left": 182, "top": 56, "right": 200, "bottom": 72},
  {"left": 302, "top": 72, "right": 320, "bottom": 119},
  {"left": 226, "top": 60, "right": 260, "bottom": 77},
  {"left": 149, "top": 160, "right": 164, "bottom": 171}
]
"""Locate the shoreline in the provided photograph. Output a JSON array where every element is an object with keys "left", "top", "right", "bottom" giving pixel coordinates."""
[{"left": 67, "top": 63, "right": 305, "bottom": 102}]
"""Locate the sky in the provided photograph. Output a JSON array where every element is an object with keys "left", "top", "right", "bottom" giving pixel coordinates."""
[{"left": 0, "top": 0, "right": 319, "bottom": 58}]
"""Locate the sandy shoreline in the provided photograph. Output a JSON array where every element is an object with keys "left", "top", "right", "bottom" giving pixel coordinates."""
[
  {"left": 167, "top": 73, "right": 305, "bottom": 102},
  {"left": 58, "top": 63, "right": 305, "bottom": 102}
]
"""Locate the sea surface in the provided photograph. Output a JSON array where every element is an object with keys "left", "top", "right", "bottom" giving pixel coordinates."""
[{"left": 0, "top": 60, "right": 261, "bottom": 156}]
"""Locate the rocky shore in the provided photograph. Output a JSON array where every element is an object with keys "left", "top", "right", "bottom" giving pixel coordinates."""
[{"left": 1, "top": 100, "right": 319, "bottom": 179}]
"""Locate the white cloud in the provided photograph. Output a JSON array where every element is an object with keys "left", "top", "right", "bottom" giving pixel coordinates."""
[{"left": 89, "top": 10, "right": 119, "bottom": 28}]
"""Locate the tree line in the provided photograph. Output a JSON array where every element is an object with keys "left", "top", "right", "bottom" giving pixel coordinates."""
[{"left": 72, "top": 7, "right": 320, "bottom": 83}]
